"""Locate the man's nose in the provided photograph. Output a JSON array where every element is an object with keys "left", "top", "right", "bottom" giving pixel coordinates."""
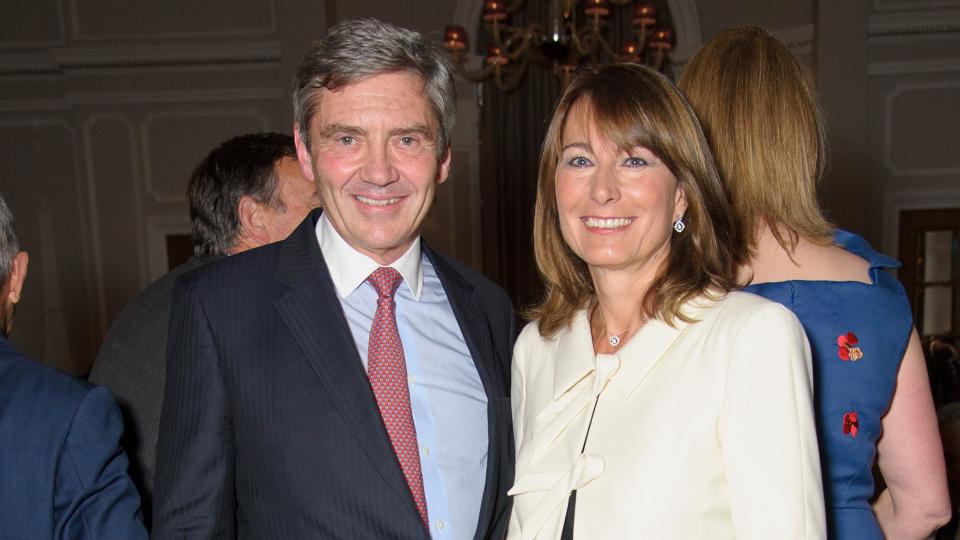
[{"left": 361, "top": 145, "right": 399, "bottom": 186}]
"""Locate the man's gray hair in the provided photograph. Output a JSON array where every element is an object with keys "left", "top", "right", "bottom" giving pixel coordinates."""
[
  {"left": 0, "top": 194, "right": 20, "bottom": 284},
  {"left": 292, "top": 18, "right": 456, "bottom": 159}
]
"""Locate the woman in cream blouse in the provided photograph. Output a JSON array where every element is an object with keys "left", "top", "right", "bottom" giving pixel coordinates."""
[{"left": 507, "top": 64, "right": 825, "bottom": 539}]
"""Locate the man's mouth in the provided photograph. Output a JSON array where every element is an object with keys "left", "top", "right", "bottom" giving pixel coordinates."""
[{"left": 355, "top": 195, "right": 401, "bottom": 207}]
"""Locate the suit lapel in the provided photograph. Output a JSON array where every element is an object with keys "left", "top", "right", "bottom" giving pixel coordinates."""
[
  {"left": 272, "top": 211, "right": 412, "bottom": 506},
  {"left": 425, "top": 246, "right": 506, "bottom": 539}
]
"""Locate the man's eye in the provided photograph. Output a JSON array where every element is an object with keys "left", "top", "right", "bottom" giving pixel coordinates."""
[
  {"left": 399, "top": 136, "right": 417, "bottom": 146},
  {"left": 337, "top": 136, "right": 354, "bottom": 145}
]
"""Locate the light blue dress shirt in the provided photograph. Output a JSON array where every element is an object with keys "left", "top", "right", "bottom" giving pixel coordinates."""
[{"left": 317, "top": 215, "right": 488, "bottom": 539}]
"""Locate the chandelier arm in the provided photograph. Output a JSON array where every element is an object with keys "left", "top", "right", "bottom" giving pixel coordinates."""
[
  {"left": 462, "top": 64, "right": 500, "bottom": 84},
  {"left": 568, "top": 22, "right": 590, "bottom": 57},
  {"left": 596, "top": 35, "right": 618, "bottom": 62},
  {"left": 448, "top": 51, "right": 499, "bottom": 84},
  {"left": 506, "top": 0, "right": 527, "bottom": 15},
  {"left": 498, "top": 54, "right": 531, "bottom": 92},
  {"left": 493, "top": 64, "right": 507, "bottom": 90},
  {"left": 635, "top": 25, "right": 649, "bottom": 55},
  {"left": 653, "top": 47, "right": 665, "bottom": 71},
  {"left": 503, "top": 29, "right": 540, "bottom": 60},
  {"left": 490, "top": 19, "right": 505, "bottom": 48}
]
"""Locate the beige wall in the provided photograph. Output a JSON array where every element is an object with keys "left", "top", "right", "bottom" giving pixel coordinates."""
[{"left": 1, "top": 0, "right": 958, "bottom": 373}]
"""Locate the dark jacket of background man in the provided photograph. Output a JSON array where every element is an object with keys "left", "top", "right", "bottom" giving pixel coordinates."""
[{"left": 88, "top": 132, "right": 318, "bottom": 527}]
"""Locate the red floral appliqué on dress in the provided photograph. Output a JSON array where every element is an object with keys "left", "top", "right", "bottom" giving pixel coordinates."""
[
  {"left": 837, "top": 332, "right": 863, "bottom": 361},
  {"left": 842, "top": 412, "right": 859, "bottom": 438}
]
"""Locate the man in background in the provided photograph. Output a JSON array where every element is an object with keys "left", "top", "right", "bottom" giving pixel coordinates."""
[
  {"left": 89, "top": 132, "right": 319, "bottom": 527},
  {"left": 0, "top": 193, "right": 148, "bottom": 538}
]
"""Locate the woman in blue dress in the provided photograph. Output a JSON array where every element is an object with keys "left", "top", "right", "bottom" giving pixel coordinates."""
[{"left": 679, "top": 26, "right": 950, "bottom": 539}]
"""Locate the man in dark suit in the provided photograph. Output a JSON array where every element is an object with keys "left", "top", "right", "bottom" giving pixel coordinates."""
[
  {"left": 0, "top": 194, "right": 147, "bottom": 539},
  {"left": 89, "top": 132, "right": 319, "bottom": 527},
  {"left": 153, "top": 18, "right": 515, "bottom": 539}
]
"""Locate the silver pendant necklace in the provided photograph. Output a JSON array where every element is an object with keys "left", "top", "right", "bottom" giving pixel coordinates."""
[{"left": 597, "top": 310, "right": 646, "bottom": 349}]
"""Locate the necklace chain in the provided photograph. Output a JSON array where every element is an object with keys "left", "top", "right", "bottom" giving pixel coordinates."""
[{"left": 595, "top": 307, "right": 646, "bottom": 349}]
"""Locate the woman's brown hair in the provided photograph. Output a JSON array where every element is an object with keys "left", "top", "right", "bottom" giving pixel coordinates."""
[
  {"left": 528, "top": 63, "right": 740, "bottom": 338},
  {"left": 678, "top": 25, "right": 833, "bottom": 255}
]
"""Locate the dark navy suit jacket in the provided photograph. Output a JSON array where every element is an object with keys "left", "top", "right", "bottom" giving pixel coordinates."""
[
  {"left": 153, "top": 209, "right": 516, "bottom": 539},
  {"left": 0, "top": 335, "right": 147, "bottom": 539}
]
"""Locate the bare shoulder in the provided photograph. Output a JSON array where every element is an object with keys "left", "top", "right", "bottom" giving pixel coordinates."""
[
  {"left": 750, "top": 236, "right": 871, "bottom": 284},
  {"left": 799, "top": 240, "right": 872, "bottom": 283}
]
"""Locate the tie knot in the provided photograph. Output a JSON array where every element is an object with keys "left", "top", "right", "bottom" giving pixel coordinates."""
[{"left": 368, "top": 267, "right": 403, "bottom": 299}]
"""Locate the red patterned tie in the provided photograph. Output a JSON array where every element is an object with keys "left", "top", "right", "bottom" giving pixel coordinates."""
[{"left": 366, "top": 267, "right": 428, "bottom": 529}]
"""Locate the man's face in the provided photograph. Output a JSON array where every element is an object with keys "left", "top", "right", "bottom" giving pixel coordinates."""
[
  {"left": 260, "top": 156, "right": 321, "bottom": 243},
  {"left": 295, "top": 71, "right": 450, "bottom": 265}
]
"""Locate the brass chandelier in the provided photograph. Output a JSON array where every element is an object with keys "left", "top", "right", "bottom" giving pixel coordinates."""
[{"left": 442, "top": 0, "right": 676, "bottom": 91}]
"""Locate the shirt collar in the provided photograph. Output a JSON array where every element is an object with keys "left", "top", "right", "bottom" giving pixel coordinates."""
[{"left": 316, "top": 213, "right": 424, "bottom": 300}]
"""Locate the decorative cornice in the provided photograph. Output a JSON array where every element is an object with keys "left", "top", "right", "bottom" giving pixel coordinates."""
[
  {"left": 0, "top": 41, "right": 281, "bottom": 76},
  {"left": 869, "top": 10, "right": 960, "bottom": 37}
]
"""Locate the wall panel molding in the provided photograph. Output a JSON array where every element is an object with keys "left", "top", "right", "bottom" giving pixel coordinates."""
[
  {"left": 0, "top": 0, "right": 66, "bottom": 49},
  {"left": 81, "top": 114, "right": 140, "bottom": 334},
  {"left": 69, "top": 87, "right": 284, "bottom": 106},
  {"left": 874, "top": 0, "right": 960, "bottom": 11},
  {"left": 870, "top": 58, "right": 960, "bottom": 75},
  {"left": 140, "top": 109, "right": 269, "bottom": 204},
  {"left": 869, "top": 9, "right": 960, "bottom": 37},
  {"left": 883, "top": 80, "right": 960, "bottom": 177},
  {"left": 68, "top": 0, "right": 277, "bottom": 41},
  {"left": 0, "top": 42, "right": 281, "bottom": 76}
]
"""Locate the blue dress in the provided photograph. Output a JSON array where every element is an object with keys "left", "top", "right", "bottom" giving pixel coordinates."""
[{"left": 745, "top": 230, "right": 911, "bottom": 539}]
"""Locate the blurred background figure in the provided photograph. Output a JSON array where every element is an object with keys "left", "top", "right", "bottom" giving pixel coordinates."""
[
  {"left": 0, "top": 193, "right": 148, "bottom": 539},
  {"left": 88, "top": 132, "right": 318, "bottom": 528},
  {"left": 679, "top": 25, "right": 950, "bottom": 540}
]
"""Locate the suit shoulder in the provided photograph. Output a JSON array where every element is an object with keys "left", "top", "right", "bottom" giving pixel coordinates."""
[
  {"left": 433, "top": 251, "right": 512, "bottom": 307},
  {"left": 0, "top": 344, "right": 98, "bottom": 420},
  {"left": 98, "top": 260, "right": 202, "bottom": 342},
  {"left": 176, "top": 242, "right": 282, "bottom": 292}
]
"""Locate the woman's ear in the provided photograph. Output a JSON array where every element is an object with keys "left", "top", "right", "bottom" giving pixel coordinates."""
[{"left": 675, "top": 184, "right": 689, "bottom": 219}]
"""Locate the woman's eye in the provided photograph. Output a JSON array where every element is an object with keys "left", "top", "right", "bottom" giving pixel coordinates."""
[
  {"left": 624, "top": 156, "right": 648, "bottom": 167},
  {"left": 567, "top": 156, "right": 592, "bottom": 167}
]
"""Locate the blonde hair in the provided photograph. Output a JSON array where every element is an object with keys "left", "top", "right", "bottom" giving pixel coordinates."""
[
  {"left": 678, "top": 25, "right": 833, "bottom": 254},
  {"left": 529, "top": 63, "right": 740, "bottom": 338}
]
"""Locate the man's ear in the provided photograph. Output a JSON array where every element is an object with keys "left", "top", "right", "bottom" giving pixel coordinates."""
[
  {"left": 236, "top": 196, "right": 270, "bottom": 248},
  {"left": 293, "top": 124, "right": 316, "bottom": 183},
  {"left": 5, "top": 251, "right": 28, "bottom": 305},
  {"left": 437, "top": 146, "right": 452, "bottom": 185}
]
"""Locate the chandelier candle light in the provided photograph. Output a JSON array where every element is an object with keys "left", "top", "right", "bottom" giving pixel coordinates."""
[{"left": 443, "top": 0, "right": 675, "bottom": 91}]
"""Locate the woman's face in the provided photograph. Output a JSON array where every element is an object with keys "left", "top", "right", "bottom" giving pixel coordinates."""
[{"left": 555, "top": 100, "right": 687, "bottom": 278}]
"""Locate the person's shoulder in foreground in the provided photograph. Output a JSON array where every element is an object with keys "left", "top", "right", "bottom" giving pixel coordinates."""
[{"left": 0, "top": 337, "right": 147, "bottom": 539}]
